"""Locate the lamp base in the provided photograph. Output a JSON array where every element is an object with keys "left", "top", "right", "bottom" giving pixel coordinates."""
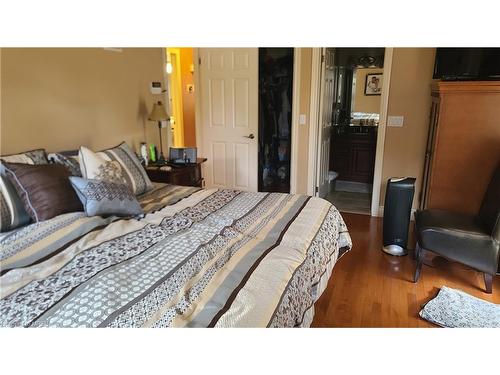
[
  {"left": 157, "top": 121, "right": 166, "bottom": 164},
  {"left": 157, "top": 153, "right": 166, "bottom": 164}
]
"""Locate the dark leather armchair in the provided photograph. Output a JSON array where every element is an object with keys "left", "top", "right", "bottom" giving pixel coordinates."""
[{"left": 414, "top": 165, "right": 500, "bottom": 293}]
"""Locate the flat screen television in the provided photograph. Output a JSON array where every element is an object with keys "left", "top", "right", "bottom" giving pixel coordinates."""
[{"left": 433, "top": 48, "right": 500, "bottom": 81}]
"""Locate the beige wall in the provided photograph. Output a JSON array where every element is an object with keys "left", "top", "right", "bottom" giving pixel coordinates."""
[
  {"left": 380, "top": 48, "right": 436, "bottom": 208},
  {"left": 1, "top": 47, "right": 435, "bottom": 210},
  {"left": 353, "top": 67, "right": 383, "bottom": 113},
  {"left": 1, "top": 48, "right": 165, "bottom": 155}
]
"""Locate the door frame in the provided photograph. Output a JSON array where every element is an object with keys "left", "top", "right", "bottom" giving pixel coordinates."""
[
  {"left": 289, "top": 48, "right": 301, "bottom": 194},
  {"left": 370, "top": 48, "right": 393, "bottom": 216},
  {"left": 194, "top": 48, "right": 302, "bottom": 193},
  {"left": 307, "top": 47, "right": 394, "bottom": 216},
  {"left": 306, "top": 48, "right": 323, "bottom": 196},
  {"left": 161, "top": 48, "right": 172, "bottom": 151},
  {"left": 194, "top": 48, "right": 202, "bottom": 151}
]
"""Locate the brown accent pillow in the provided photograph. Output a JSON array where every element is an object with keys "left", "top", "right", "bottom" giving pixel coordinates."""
[{"left": 2, "top": 162, "right": 83, "bottom": 222}]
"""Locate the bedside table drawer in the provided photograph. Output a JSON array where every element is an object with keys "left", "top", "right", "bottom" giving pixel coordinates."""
[
  {"left": 145, "top": 158, "right": 207, "bottom": 188},
  {"left": 169, "top": 167, "right": 198, "bottom": 186},
  {"left": 146, "top": 168, "right": 170, "bottom": 183}
]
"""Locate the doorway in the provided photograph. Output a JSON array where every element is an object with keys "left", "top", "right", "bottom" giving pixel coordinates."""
[
  {"left": 165, "top": 48, "right": 196, "bottom": 148},
  {"left": 195, "top": 48, "right": 301, "bottom": 192},
  {"left": 258, "top": 48, "right": 294, "bottom": 193},
  {"left": 196, "top": 48, "right": 259, "bottom": 191},
  {"left": 310, "top": 48, "right": 392, "bottom": 216}
]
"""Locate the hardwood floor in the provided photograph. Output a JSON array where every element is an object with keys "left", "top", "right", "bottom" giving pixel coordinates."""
[{"left": 311, "top": 213, "right": 500, "bottom": 327}]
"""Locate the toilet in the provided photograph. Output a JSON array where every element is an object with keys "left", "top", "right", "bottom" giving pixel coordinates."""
[{"left": 328, "top": 171, "right": 338, "bottom": 192}]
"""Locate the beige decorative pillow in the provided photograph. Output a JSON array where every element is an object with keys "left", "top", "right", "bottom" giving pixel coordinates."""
[
  {"left": 79, "top": 147, "right": 125, "bottom": 185},
  {"left": 94, "top": 160, "right": 125, "bottom": 185},
  {"left": 78, "top": 143, "right": 152, "bottom": 195}
]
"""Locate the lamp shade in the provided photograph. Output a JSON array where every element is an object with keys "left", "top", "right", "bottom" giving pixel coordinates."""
[{"left": 148, "top": 101, "right": 169, "bottom": 121}]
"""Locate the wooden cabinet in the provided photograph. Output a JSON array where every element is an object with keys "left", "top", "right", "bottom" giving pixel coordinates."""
[
  {"left": 145, "top": 158, "right": 207, "bottom": 188},
  {"left": 420, "top": 94, "right": 441, "bottom": 209},
  {"left": 420, "top": 81, "right": 500, "bottom": 214},
  {"left": 330, "top": 129, "right": 377, "bottom": 184}
]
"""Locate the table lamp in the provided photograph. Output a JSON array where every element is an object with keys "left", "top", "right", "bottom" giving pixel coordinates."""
[{"left": 148, "top": 101, "right": 169, "bottom": 163}]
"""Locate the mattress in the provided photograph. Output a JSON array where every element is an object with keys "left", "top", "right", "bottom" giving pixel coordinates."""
[{"left": 0, "top": 183, "right": 352, "bottom": 327}]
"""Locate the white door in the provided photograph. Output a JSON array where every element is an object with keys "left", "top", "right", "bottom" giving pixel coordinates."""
[
  {"left": 316, "top": 48, "right": 335, "bottom": 198},
  {"left": 198, "top": 48, "right": 258, "bottom": 191}
]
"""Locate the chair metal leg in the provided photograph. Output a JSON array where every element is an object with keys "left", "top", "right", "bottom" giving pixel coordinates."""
[
  {"left": 484, "top": 273, "right": 493, "bottom": 294},
  {"left": 414, "top": 242, "right": 421, "bottom": 261},
  {"left": 414, "top": 247, "right": 425, "bottom": 283}
]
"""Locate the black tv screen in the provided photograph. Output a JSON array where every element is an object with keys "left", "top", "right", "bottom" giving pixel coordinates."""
[{"left": 433, "top": 48, "right": 500, "bottom": 81}]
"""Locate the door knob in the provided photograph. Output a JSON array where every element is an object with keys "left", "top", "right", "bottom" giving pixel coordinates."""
[{"left": 244, "top": 133, "right": 255, "bottom": 139}]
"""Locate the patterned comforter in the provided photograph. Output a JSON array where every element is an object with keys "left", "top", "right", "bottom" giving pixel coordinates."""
[{"left": 0, "top": 183, "right": 352, "bottom": 327}]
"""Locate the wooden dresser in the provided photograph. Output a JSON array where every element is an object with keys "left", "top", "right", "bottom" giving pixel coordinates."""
[{"left": 420, "top": 81, "right": 500, "bottom": 214}]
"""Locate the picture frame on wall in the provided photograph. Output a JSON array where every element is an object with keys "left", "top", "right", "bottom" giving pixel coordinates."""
[{"left": 364, "top": 73, "right": 383, "bottom": 95}]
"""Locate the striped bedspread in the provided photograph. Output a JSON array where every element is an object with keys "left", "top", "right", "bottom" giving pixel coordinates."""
[{"left": 0, "top": 183, "right": 351, "bottom": 327}]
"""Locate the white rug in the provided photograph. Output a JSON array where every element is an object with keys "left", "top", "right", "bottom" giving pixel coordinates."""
[{"left": 420, "top": 286, "right": 500, "bottom": 328}]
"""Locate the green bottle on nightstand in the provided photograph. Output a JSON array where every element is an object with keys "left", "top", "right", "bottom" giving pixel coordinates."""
[{"left": 149, "top": 144, "right": 156, "bottom": 162}]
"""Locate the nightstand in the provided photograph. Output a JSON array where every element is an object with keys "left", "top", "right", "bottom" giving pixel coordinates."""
[{"left": 145, "top": 158, "right": 207, "bottom": 188}]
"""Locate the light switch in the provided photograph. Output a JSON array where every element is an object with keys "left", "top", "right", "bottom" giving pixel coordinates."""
[
  {"left": 387, "top": 116, "right": 404, "bottom": 127},
  {"left": 150, "top": 81, "right": 162, "bottom": 95},
  {"left": 299, "top": 114, "right": 307, "bottom": 125}
]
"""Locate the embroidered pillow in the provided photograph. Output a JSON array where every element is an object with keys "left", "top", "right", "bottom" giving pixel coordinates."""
[
  {"left": 0, "top": 175, "right": 30, "bottom": 232},
  {"left": 48, "top": 152, "right": 82, "bottom": 176},
  {"left": 2, "top": 162, "right": 83, "bottom": 222},
  {"left": 69, "top": 177, "right": 143, "bottom": 217},
  {"left": 79, "top": 142, "right": 152, "bottom": 195},
  {"left": 0, "top": 149, "right": 48, "bottom": 165}
]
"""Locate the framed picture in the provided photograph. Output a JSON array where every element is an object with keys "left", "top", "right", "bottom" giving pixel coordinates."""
[{"left": 364, "top": 73, "right": 383, "bottom": 96}]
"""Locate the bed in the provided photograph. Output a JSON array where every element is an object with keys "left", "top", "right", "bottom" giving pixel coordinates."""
[{"left": 0, "top": 183, "right": 352, "bottom": 327}]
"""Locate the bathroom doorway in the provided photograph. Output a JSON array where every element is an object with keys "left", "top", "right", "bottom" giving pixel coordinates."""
[
  {"left": 325, "top": 48, "right": 385, "bottom": 214},
  {"left": 165, "top": 48, "right": 197, "bottom": 148}
]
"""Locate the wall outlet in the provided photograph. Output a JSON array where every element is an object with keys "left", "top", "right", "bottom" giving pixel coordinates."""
[
  {"left": 299, "top": 114, "right": 307, "bottom": 125},
  {"left": 387, "top": 115, "right": 404, "bottom": 127}
]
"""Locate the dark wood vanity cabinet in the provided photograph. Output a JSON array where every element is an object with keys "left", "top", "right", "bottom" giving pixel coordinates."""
[{"left": 330, "top": 130, "right": 377, "bottom": 184}]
